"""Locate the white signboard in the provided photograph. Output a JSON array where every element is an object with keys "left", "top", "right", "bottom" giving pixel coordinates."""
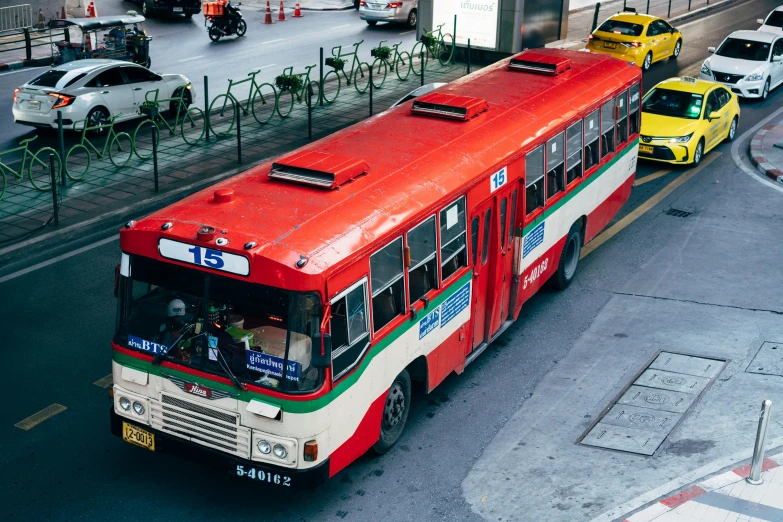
[
  {"left": 159, "top": 238, "right": 250, "bottom": 276},
  {"left": 432, "top": 0, "right": 500, "bottom": 51}
]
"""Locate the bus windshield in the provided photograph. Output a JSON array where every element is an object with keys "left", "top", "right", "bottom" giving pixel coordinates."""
[
  {"left": 642, "top": 88, "right": 703, "bottom": 119},
  {"left": 115, "top": 255, "right": 323, "bottom": 393}
]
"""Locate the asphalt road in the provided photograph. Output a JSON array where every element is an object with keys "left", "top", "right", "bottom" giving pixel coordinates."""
[{"left": 2, "top": 1, "right": 783, "bottom": 521}]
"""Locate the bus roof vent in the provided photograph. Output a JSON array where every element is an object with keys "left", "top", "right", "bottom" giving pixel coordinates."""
[
  {"left": 411, "top": 93, "right": 488, "bottom": 121},
  {"left": 269, "top": 151, "right": 369, "bottom": 189},
  {"left": 509, "top": 51, "right": 572, "bottom": 75}
]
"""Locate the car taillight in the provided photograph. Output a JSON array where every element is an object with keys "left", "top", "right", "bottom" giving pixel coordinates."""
[
  {"left": 589, "top": 34, "right": 600, "bottom": 41},
  {"left": 359, "top": 0, "right": 366, "bottom": 5},
  {"left": 49, "top": 93, "right": 76, "bottom": 109},
  {"left": 14, "top": 88, "right": 20, "bottom": 104},
  {"left": 631, "top": 41, "right": 640, "bottom": 48},
  {"left": 387, "top": 2, "right": 402, "bottom": 7}
]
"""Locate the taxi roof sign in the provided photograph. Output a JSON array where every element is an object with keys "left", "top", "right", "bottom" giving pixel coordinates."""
[{"left": 680, "top": 76, "right": 697, "bottom": 83}]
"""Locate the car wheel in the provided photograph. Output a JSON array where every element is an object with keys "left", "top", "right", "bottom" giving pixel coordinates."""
[
  {"left": 671, "top": 39, "right": 681, "bottom": 59},
  {"left": 642, "top": 52, "right": 652, "bottom": 71},
  {"left": 692, "top": 138, "right": 704, "bottom": 166},
  {"left": 354, "top": 0, "right": 359, "bottom": 8},
  {"left": 141, "top": 0, "right": 152, "bottom": 17},
  {"left": 407, "top": 9, "right": 417, "bottom": 28},
  {"left": 725, "top": 116, "right": 738, "bottom": 143},
  {"left": 366, "top": 20, "right": 377, "bottom": 26},
  {"left": 86, "top": 106, "right": 110, "bottom": 133},
  {"left": 761, "top": 77, "right": 771, "bottom": 101},
  {"left": 372, "top": 369, "right": 411, "bottom": 455},
  {"left": 169, "top": 88, "right": 192, "bottom": 116}
]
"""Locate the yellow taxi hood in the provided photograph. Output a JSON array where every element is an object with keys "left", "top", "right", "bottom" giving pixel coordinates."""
[{"left": 641, "top": 112, "right": 700, "bottom": 137}]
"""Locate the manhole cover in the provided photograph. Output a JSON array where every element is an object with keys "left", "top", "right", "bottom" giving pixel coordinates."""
[
  {"left": 579, "top": 351, "right": 727, "bottom": 456},
  {"left": 746, "top": 341, "right": 783, "bottom": 376}
]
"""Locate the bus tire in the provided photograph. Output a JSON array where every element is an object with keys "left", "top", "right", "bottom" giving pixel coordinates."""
[
  {"left": 372, "top": 369, "right": 411, "bottom": 455},
  {"left": 550, "top": 224, "right": 582, "bottom": 290}
]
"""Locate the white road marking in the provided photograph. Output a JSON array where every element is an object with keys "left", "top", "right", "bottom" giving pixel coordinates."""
[
  {"left": 258, "top": 63, "right": 277, "bottom": 69},
  {"left": 399, "top": 30, "right": 415, "bottom": 35},
  {"left": 261, "top": 38, "right": 284, "bottom": 44},
  {"left": 675, "top": 0, "right": 755, "bottom": 29},
  {"left": 0, "top": 66, "right": 45, "bottom": 77},
  {"left": 178, "top": 55, "right": 205, "bottom": 63},
  {"left": 332, "top": 24, "right": 351, "bottom": 29},
  {"left": 0, "top": 234, "right": 118, "bottom": 285},
  {"left": 730, "top": 101, "right": 783, "bottom": 195}
]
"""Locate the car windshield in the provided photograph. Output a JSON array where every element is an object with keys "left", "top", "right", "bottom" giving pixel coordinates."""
[
  {"left": 764, "top": 11, "right": 783, "bottom": 27},
  {"left": 642, "top": 88, "right": 703, "bottom": 119},
  {"left": 716, "top": 38, "right": 770, "bottom": 61},
  {"left": 597, "top": 20, "right": 643, "bottom": 36},
  {"left": 115, "top": 255, "right": 324, "bottom": 393}
]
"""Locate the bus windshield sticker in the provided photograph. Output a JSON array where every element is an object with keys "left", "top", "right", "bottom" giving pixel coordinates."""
[
  {"left": 446, "top": 206, "right": 459, "bottom": 229},
  {"left": 440, "top": 281, "right": 471, "bottom": 328},
  {"left": 419, "top": 308, "right": 440, "bottom": 339},
  {"left": 246, "top": 350, "right": 301, "bottom": 382},
  {"left": 128, "top": 335, "right": 167, "bottom": 355},
  {"left": 523, "top": 222, "right": 545, "bottom": 258},
  {"left": 158, "top": 238, "right": 250, "bottom": 276},
  {"left": 490, "top": 166, "right": 507, "bottom": 192}
]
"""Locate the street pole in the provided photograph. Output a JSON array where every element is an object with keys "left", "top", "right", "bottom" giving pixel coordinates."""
[
  {"left": 49, "top": 153, "right": 58, "bottom": 227},
  {"left": 204, "top": 75, "right": 210, "bottom": 142},
  {"left": 57, "top": 111, "right": 66, "bottom": 187},
  {"left": 307, "top": 82, "right": 312, "bottom": 140},
  {"left": 319, "top": 47, "right": 324, "bottom": 106},
  {"left": 467, "top": 38, "right": 471, "bottom": 75},
  {"left": 236, "top": 101, "right": 242, "bottom": 164},
  {"left": 420, "top": 49, "right": 424, "bottom": 87},
  {"left": 152, "top": 125, "right": 159, "bottom": 193},
  {"left": 369, "top": 66, "right": 373, "bottom": 116},
  {"left": 747, "top": 400, "right": 773, "bottom": 485}
]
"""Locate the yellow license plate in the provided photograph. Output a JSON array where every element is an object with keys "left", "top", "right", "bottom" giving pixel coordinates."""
[
  {"left": 603, "top": 42, "right": 617, "bottom": 49},
  {"left": 639, "top": 145, "right": 653, "bottom": 153},
  {"left": 122, "top": 422, "right": 155, "bottom": 451}
]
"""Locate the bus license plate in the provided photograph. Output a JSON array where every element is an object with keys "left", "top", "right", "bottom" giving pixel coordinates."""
[
  {"left": 639, "top": 145, "right": 653, "bottom": 154},
  {"left": 173, "top": 7, "right": 183, "bottom": 11},
  {"left": 603, "top": 42, "right": 617, "bottom": 49},
  {"left": 122, "top": 422, "right": 155, "bottom": 451},
  {"left": 236, "top": 465, "right": 292, "bottom": 486}
]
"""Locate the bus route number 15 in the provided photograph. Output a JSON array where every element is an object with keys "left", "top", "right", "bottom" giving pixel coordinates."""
[
  {"left": 490, "top": 167, "right": 507, "bottom": 193},
  {"left": 188, "top": 246, "right": 225, "bottom": 269}
]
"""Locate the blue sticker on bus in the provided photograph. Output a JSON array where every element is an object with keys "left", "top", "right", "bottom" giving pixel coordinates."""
[
  {"left": 246, "top": 350, "right": 301, "bottom": 382},
  {"left": 128, "top": 335, "right": 167, "bottom": 355},
  {"left": 441, "top": 282, "right": 471, "bottom": 328},
  {"left": 419, "top": 308, "right": 440, "bottom": 340},
  {"left": 523, "top": 221, "right": 545, "bottom": 258}
]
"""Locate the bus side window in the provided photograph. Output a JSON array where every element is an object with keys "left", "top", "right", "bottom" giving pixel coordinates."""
[
  {"left": 482, "top": 208, "right": 491, "bottom": 265},
  {"left": 546, "top": 132, "right": 565, "bottom": 201},
  {"left": 330, "top": 279, "right": 370, "bottom": 380},
  {"left": 508, "top": 190, "right": 517, "bottom": 246},
  {"left": 584, "top": 110, "right": 600, "bottom": 171},
  {"left": 525, "top": 145, "right": 544, "bottom": 216},
  {"left": 471, "top": 216, "right": 480, "bottom": 266},
  {"left": 407, "top": 216, "right": 438, "bottom": 305},
  {"left": 500, "top": 197, "right": 508, "bottom": 250},
  {"left": 617, "top": 90, "right": 628, "bottom": 145},
  {"left": 439, "top": 196, "right": 468, "bottom": 281},
  {"left": 566, "top": 121, "right": 583, "bottom": 184},
  {"left": 629, "top": 83, "right": 641, "bottom": 136},
  {"left": 370, "top": 237, "right": 406, "bottom": 333},
  {"left": 601, "top": 98, "right": 616, "bottom": 158}
]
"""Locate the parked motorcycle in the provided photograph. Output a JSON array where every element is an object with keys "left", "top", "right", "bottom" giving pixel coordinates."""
[{"left": 204, "top": 1, "right": 246, "bottom": 42}]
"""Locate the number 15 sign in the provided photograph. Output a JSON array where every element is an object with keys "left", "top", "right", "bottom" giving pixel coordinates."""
[{"left": 158, "top": 238, "right": 250, "bottom": 276}]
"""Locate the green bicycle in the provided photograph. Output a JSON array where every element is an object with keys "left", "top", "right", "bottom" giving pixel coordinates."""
[
  {"left": 274, "top": 65, "right": 321, "bottom": 118},
  {"left": 208, "top": 71, "right": 279, "bottom": 137},
  {"left": 65, "top": 113, "right": 133, "bottom": 181},
  {"left": 0, "top": 136, "right": 61, "bottom": 199},
  {"left": 411, "top": 23, "right": 455, "bottom": 73},
  {"left": 134, "top": 83, "right": 205, "bottom": 158},
  {"left": 323, "top": 40, "right": 372, "bottom": 102},
  {"left": 370, "top": 40, "right": 412, "bottom": 86}
]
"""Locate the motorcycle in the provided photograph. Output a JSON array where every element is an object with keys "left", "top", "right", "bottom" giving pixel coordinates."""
[{"left": 204, "top": 1, "right": 247, "bottom": 42}]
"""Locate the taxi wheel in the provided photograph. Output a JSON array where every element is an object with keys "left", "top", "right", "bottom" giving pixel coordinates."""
[
  {"left": 642, "top": 52, "right": 652, "bottom": 71},
  {"left": 692, "top": 139, "right": 704, "bottom": 167},
  {"left": 725, "top": 116, "right": 738, "bottom": 143},
  {"left": 671, "top": 40, "right": 682, "bottom": 60}
]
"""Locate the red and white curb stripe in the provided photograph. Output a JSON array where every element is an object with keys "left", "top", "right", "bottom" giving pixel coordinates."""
[
  {"left": 749, "top": 124, "right": 783, "bottom": 183},
  {"left": 622, "top": 452, "right": 783, "bottom": 522}
]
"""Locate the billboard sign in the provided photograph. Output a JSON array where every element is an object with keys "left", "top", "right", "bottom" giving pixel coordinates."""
[{"left": 432, "top": 0, "right": 500, "bottom": 51}]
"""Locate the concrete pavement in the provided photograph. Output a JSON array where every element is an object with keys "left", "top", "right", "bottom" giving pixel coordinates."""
[{"left": 750, "top": 118, "right": 783, "bottom": 184}]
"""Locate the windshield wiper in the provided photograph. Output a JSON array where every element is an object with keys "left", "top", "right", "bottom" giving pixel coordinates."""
[
  {"left": 152, "top": 323, "right": 196, "bottom": 365},
  {"left": 213, "top": 343, "right": 245, "bottom": 391}
]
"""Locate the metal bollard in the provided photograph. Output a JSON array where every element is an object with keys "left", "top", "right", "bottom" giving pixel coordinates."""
[
  {"left": 420, "top": 49, "right": 424, "bottom": 87},
  {"left": 591, "top": 3, "right": 601, "bottom": 32},
  {"left": 667, "top": 0, "right": 672, "bottom": 18},
  {"left": 57, "top": 111, "right": 66, "bottom": 187},
  {"left": 688, "top": 0, "right": 691, "bottom": 10},
  {"left": 236, "top": 101, "right": 242, "bottom": 164},
  {"left": 467, "top": 38, "right": 471, "bottom": 75},
  {"left": 49, "top": 153, "right": 58, "bottom": 227},
  {"left": 152, "top": 125, "right": 159, "bottom": 193},
  {"left": 319, "top": 47, "right": 324, "bottom": 106},
  {"left": 369, "top": 66, "right": 373, "bottom": 117},
  {"left": 204, "top": 75, "right": 210, "bottom": 142},
  {"left": 747, "top": 400, "right": 773, "bottom": 485},
  {"left": 646, "top": 0, "right": 650, "bottom": 14},
  {"left": 307, "top": 82, "right": 313, "bottom": 140}
]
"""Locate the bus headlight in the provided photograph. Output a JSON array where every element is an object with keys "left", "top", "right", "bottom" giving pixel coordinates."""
[
  {"left": 273, "top": 444, "right": 288, "bottom": 459},
  {"left": 119, "top": 397, "right": 131, "bottom": 411},
  {"left": 132, "top": 401, "right": 145, "bottom": 415},
  {"left": 257, "top": 440, "right": 272, "bottom": 454}
]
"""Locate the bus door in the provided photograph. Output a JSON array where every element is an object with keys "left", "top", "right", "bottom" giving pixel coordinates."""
[
  {"left": 469, "top": 200, "right": 493, "bottom": 352},
  {"left": 485, "top": 184, "right": 518, "bottom": 339}
]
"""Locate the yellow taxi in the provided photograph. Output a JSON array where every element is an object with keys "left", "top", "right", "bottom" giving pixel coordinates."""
[
  {"left": 586, "top": 9, "right": 682, "bottom": 71},
  {"left": 639, "top": 77, "right": 740, "bottom": 166}
]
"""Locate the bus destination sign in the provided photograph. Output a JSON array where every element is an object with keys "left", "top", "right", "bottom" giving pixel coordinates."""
[{"left": 158, "top": 238, "right": 250, "bottom": 276}]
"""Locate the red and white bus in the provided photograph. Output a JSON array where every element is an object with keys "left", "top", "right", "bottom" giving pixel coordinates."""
[{"left": 111, "top": 48, "right": 641, "bottom": 488}]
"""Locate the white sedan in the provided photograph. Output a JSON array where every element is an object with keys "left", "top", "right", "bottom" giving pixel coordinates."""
[
  {"left": 13, "top": 59, "right": 193, "bottom": 131},
  {"left": 700, "top": 30, "right": 783, "bottom": 100},
  {"left": 759, "top": 6, "right": 783, "bottom": 35}
]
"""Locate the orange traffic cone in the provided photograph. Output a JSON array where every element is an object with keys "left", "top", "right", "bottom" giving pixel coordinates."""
[
  {"left": 263, "top": 0, "right": 273, "bottom": 23},
  {"left": 60, "top": 6, "right": 66, "bottom": 18},
  {"left": 85, "top": 1, "right": 97, "bottom": 17},
  {"left": 293, "top": 2, "right": 302, "bottom": 17},
  {"left": 278, "top": 0, "right": 286, "bottom": 21},
  {"left": 36, "top": 8, "right": 45, "bottom": 29}
]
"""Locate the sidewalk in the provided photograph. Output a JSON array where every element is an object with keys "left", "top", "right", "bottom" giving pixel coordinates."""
[
  {"left": 622, "top": 451, "right": 783, "bottom": 521},
  {"left": 750, "top": 119, "right": 783, "bottom": 184}
]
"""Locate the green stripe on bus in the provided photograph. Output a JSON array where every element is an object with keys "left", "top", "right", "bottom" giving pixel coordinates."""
[
  {"left": 113, "top": 270, "right": 473, "bottom": 414},
  {"left": 522, "top": 138, "right": 638, "bottom": 237}
]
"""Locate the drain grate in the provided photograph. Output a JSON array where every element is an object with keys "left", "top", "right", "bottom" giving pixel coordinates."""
[
  {"left": 578, "top": 351, "right": 727, "bottom": 456},
  {"left": 665, "top": 208, "right": 693, "bottom": 217},
  {"left": 746, "top": 341, "right": 783, "bottom": 377}
]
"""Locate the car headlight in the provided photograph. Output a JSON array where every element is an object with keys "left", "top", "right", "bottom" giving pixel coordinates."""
[
  {"left": 746, "top": 72, "right": 764, "bottom": 81},
  {"left": 700, "top": 62, "right": 711, "bottom": 75},
  {"left": 119, "top": 397, "right": 131, "bottom": 411},
  {"left": 669, "top": 133, "right": 694, "bottom": 143},
  {"left": 132, "top": 401, "right": 145, "bottom": 415},
  {"left": 257, "top": 440, "right": 272, "bottom": 454},
  {"left": 273, "top": 444, "right": 288, "bottom": 459}
]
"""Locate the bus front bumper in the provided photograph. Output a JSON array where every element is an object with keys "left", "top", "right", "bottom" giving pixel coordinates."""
[{"left": 110, "top": 409, "right": 330, "bottom": 489}]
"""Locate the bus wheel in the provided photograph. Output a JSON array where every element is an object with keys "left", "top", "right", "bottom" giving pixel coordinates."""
[
  {"left": 373, "top": 369, "right": 411, "bottom": 454},
  {"left": 551, "top": 224, "right": 582, "bottom": 290}
]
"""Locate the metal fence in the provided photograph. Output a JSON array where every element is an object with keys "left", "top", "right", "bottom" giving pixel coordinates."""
[{"left": 0, "top": 4, "right": 33, "bottom": 33}]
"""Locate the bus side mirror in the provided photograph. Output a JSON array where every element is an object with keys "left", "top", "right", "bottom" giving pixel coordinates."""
[{"left": 311, "top": 333, "right": 332, "bottom": 369}]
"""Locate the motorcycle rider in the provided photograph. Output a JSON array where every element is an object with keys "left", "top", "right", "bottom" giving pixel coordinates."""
[{"left": 220, "top": 0, "right": 241, "bottom": 32}]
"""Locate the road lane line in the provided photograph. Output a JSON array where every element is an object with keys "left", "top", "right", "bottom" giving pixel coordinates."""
[
  {"left": 399, "top": 30, "right": 415, "bottom": 35},
  {"left": 258, "top": 63, "right": 277, "bottom": 69},
  {"left": 15, "top": 404, "right": 67, "bottom": 430},
  {"left": 331, "top": 24, "right": 350, "bottom": 29},
  {"left": 675, "top": 0, "right": 756, "bottom": 29},
  {"left": 634, "top": 169, "right": 673, "bottom": 186},
  {"left": 261, "top": 38, "right": 284, "bottom": 44},
  {"left": 178, "top": 55, "right": 204, "bottom": 63},
  {"left": 93, "top": 374, "right": 113, "bottom": 388},
  {"left": 581, "top": 153, "right": 720, "bottom": 259},
  {"left": 0, "top": 234, "right": 118, "bottom": 285}
]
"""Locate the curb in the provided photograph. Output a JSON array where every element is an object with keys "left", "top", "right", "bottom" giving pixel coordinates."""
[
  {"left": 622, "top": 453, "right": 782, "bottom": 522},
  {"left": 749, "top": 124, "right": 783, "bottom": 183},
  {"left": 0, "top": 56, "right": 52, "bottom": 71}
]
